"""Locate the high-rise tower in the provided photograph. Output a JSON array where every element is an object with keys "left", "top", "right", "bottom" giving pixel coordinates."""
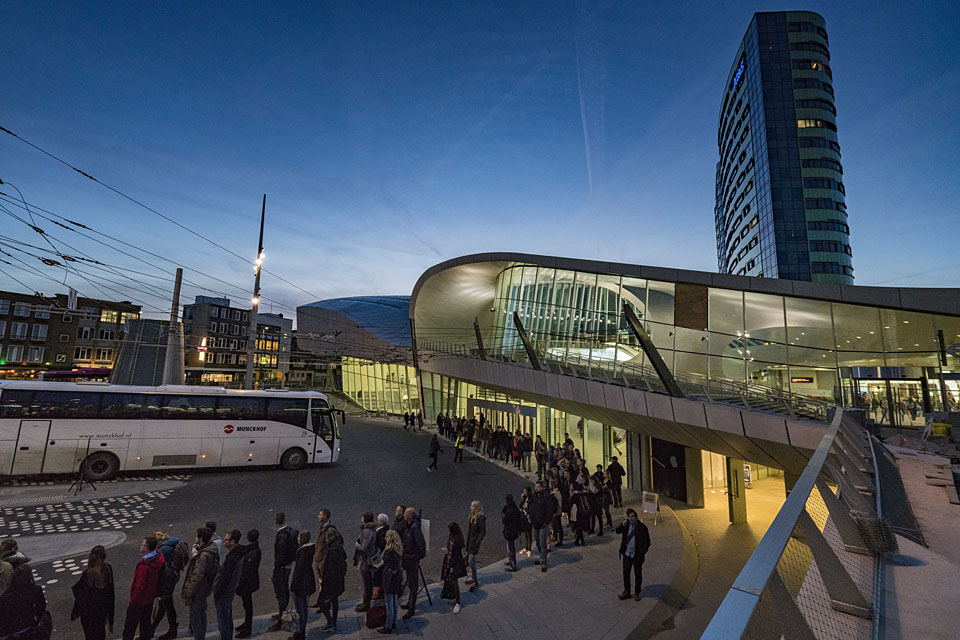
[{"left": 715, "top": 11, "right": 852, "bottom": 284}]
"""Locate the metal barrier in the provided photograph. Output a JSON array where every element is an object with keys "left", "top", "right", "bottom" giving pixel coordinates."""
[
  {"left": 416, "top": 336, "right": 830, "bottom": 422},
  {"left": 699, "top": 410, "right": 894, "bottom": 640}
]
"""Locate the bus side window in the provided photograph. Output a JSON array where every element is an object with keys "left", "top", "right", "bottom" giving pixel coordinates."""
[
  {"left": 0, "top": 390, "right": 33, "bottom": 418},
  {"left": 266, "top": 398, "right": 308, "bottom": 428},
  {"left": 33, "top": 391, "right": 100, "bottom": 418},
  {"left": 161, "top": 395, "right": 217, "bottom": 419},
  {"left": 215, "top": 396, "right": 266, "bottom": 421},
  {"left": 100, "top": 394, "right": 146, "bottom": 419}
]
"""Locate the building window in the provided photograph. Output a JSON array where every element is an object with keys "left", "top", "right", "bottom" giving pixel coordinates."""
[
  {"left": 55, "top": 353, "right": 67, "bottom": 363},
  {"left": 216, "top": 352, "right": 226, "bottom": 364},
  {"left": 219, "top": 323, "right": 227, "bottom": 334},
  {"left": 790, "top": 41, "right": 830, "bottom": 59},
  {"left": 10, "top": 322, "right": 27, "bottom": 340},
  {"left": 241, "top": 312, "right": 248, "bottom": 322},
  {"left": 802, "top": 158, "right": 843, "bottom": 173},
  {"left": 229, "top": 339, "right": 238, "bottom": 350},
  {"left": 98, "top": 328, "right": 115, "bottom": 340},
  {"left": 62, "top": 313, "right": 73, "bottom": 323},
  {"left": 797, "top": 118, "right": 837, "bottom": 132},
  {"left": 0, "top": 300, "right": 8, "bottom": 315},
  {"left": 232, "top": 309, "right": 242, "bottom": 321},
  {"left": 13, "top": 302, "right": 30, "bottom": 317},
  {"left": 184, "top": 323, "right": 192, "bottom": 334},
  {"left": 796, "top": 98, "right": 836, "bottom": 115},
  {"left": 100, "top": 309, "right": 119, "bottom": 323},
  {"left": 26, "top": 346, "right": 45, "bottom": 363},
  {"left": 31, "top": 324, "right": 48, "bottom": 341},
  {"left": 6, "top": 344, "right": 24, "bottom": 362},
  {"left": 183, "top": 307, "right": 193, "bottom": 320},
  {"left": 80, "top": 306, "right": 97, "bottom": 321},
  {"left": 238, "top": 353, "right": 247, "bottom": 365},
  {"left": 95, "top": 348, "right": 114, "bottom": 362},
  {"left": 59, "top": 333, "right": 70, "bottom": 343},
  {"left": 0, "top": 320, "right": 4, "bottom": 337},
  {"left": 216, "top": 337, "right": 226, "bottom": 349},
  {"left": 120, "top": 312, "right": 139, "bottom": 323},
  {"left": 75, "top": 346, "right": 91, "bottom": 361},
  {"left": 788, "top": 22, "right": 829, "bottom": 42},
  {"left": 77, "top": 326, "right": 93, "bottom": 340},
  {"left": 210, "top": 307, "right": 219, "bottom": 318},
  {"left": 208, "top": 320, "right": 218, "bottom": 332},
  {"left": 231, "top": 324, "right": 240, "bottom": 335},
  {"left": 808, "top": 220, "right": 850, "bottom": 234},
  {"left": 34, "top": 306, "right": 50, "bottom": 319}
]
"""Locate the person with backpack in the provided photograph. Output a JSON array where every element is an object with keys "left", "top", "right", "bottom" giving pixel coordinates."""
[
  {"left": 122, "top": 535, "right": 165, "bottom": 640},
  {"left": 267, "top": 513, "right": 298, "bottom": 632},
  {"left": 289, "top": 531, "right": 316, "bottom": 640},
  {"left": 235, "top": 529, "right": 261, "bottom": 639},
  {"left": 153, "top": 533, "right": 185, "bottom": 639},
  {"left": 182, "top": 527, "right": 220, "bottom": 640},
  {"left": 213, "top": 530, "right": 246, "bottom": 640},
  {"left": 71, "top": 545, "right": 115, "bottom": 640},
  {"left": 399, "top": 508, "right": 426, "bottom": 620},
  {"left": 353, "top": 512, "right": 378, "bottom": 613}
]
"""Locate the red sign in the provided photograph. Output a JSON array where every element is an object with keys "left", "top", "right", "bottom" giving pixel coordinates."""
[{"left": 223, "top": 425, "right": 235, "bottom": 434}]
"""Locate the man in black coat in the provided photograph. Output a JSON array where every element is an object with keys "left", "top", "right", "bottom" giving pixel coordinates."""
[
  {"left": 607, "top": 456, "right": 626, "bottom": 508},
  {"left": 501, "top": 494, "right": 522, "bottom": 571},
  {"left": 235, "top": 529, "right": 262, "bottom": 638},
  {"left": 399, "top": 508, "right": 426, "bottom": 619},
  {"left": 268, "top": 513, "right": 298, "bottom": 632},
  {"left": 527, "top": 481, "right": 555, "bottom": 572},
  {"left": 615, "top": 508, "right": 650, "bottom": 601}
]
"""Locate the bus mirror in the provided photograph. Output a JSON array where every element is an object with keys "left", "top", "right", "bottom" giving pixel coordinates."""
[{"left": 338, "top": 409, "right": 346, "bottom": 424}]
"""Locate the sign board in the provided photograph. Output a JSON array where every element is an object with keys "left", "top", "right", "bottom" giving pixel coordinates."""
[
  {"left": 640, "top": 491, "right": 660, "bottom": 525},
  {"left": 421, "top": 518, "right": 430, "bottom": 554},
  {"left": 791, "top": 376, "right": 814, "bottom": 384},
  {"left": 743, "top": 463, "right": 752, "bottom": 486}
]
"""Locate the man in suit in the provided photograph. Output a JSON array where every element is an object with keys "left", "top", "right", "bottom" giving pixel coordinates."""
[{"left": 615, "top": 508, "right": 650, "bottom": 601}]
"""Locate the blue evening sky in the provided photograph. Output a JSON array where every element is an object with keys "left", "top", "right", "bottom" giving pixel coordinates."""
[{"left": 1, "top": 1, "right": 958, "bottom": 319}]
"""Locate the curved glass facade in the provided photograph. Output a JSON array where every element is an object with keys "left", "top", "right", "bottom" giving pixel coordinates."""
[{"left": 488, "top": 264, "right": 960, "bottom": 423}]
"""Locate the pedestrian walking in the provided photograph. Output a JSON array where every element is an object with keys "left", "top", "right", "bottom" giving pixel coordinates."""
[
  {"left": 377, "top": 530, "right": 403, "bottom": 634},
  {"left": 588, "top": 477, "right": 605, "bottom": 536},
  {"left": 122, "top": 535, "right": 164, "bottom": 640},
  {"left": 213, "top": 530, "right": 246, "bottom": 640},
  {"left": 0, "top": 564, "right": 47, "bottom": 639},
  {"left": 616, "top": 509, "right": 651, "bottom": 601},
  {"left": 501, "top": 494, "right": 522, "bottom": 572},
  {"left": 353, "top": 512, "right": 378, "bottom": 613},
  {"left": 399, "top": 508, "right": 426, "bottom": 620},
  {"left": 235, "top": 530, "right": 261, "bottom": 639},
  {"left": 607, "top": 456, "right": 626, "bottom": 508},
  {"left": 427, "top": 434, "right": 443, "bottom": 471},
  {"left": 439, "top": 523, "right": 467, "bottom": 614},
  {"left": 403, "top": 411, "right": 410, "bottom": 430},
  {"left": 464, "top": 501, "right": 485, "bottom": 591},
  {"left": 453, "top": 431, "right": 465, "bottom": 463},
  {"left": 289, "top": 531, "right": 316, "bottom": 640},
  {"left": 417, "top": 411, "right": 424, "bottom": 431},
  {"left": 71, "top": 545, "right": 115, "bottom": 640},
  {"left": 182, "top": 527, "right": 220, "bottom": 640},
  {"left": 153, "top": 533, "right": 185, "bottom": 640},
  {"left": 268, "top": 513, "right": 298, "bottom": 632}
]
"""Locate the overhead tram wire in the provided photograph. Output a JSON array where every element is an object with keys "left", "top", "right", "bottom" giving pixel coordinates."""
[
  {"left": 0, "top": 191, "right": 301, "bottom": 314},
  {"left": 0, "top": 125, "right": 327, "bottom": 302}
]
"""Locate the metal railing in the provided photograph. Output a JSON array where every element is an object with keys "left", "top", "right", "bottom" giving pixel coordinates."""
[
  {"left": 699, "top": 410, "right": 894, "bottom": 640},
  {"left": 416, "top": 336, "right": 830, "bottom": 422}
]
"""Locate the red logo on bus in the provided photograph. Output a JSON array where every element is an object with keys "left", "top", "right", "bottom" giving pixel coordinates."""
[{"left": 224, "top": 425, "right": 235, "bottom": 434}]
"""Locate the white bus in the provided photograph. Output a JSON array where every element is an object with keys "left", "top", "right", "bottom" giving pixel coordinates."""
[{"left": 0, "top": 381, "right": 343, "bottom": 481}]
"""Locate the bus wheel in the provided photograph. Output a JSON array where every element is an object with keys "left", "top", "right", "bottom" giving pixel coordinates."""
[
  {"left": 83, "top": 452, "right": 119, "bottom": 481},
  {"left": 280, "top": 447, "right": 307, "bottom": 470}
]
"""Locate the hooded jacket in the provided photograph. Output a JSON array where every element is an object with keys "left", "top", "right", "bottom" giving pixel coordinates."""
[
  {"left": 237, "top": 541, "right": 262, "bottom": 596},
  {"left": 182, "top": 541, "right": 219, "bottom": 603},
  {"left": 129, "top": 550, "right": 165, "bottom": 606}
]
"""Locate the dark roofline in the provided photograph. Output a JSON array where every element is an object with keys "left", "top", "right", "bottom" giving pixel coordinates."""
[{"left": 410, "top": 252, "right": 960, "bottom": 317}]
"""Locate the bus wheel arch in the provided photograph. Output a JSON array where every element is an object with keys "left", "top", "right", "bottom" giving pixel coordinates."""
[
  {"left": 82, "top": 451, "right": 120, "bottom": 481},
  {"left": 280, "top": 447, "right": 308, "bottom": 470}
]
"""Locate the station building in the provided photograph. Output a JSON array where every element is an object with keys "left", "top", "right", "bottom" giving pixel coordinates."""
[{"left": 408, "top": 253, "right": 960, "bottom": 518}]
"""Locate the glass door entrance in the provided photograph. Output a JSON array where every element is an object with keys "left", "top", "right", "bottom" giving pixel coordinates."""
[{"left": 851, "top": 378, "right": 926, "bottom": 429}]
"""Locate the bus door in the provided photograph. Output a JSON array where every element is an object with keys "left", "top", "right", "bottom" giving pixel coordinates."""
[
  {"left": 311, "top": 409, "right": 335, "bottom": 462},
  {"left": 12, "top": 420, "right": 51, "bottom": 475}
]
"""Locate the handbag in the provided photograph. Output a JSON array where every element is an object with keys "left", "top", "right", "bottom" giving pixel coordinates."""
[
  {"left": 440, "top": 577, "right": 458, "bottom": 600},
  {"left": 370, "top": 547, "right": 384, "bottom": 570},
  {"left": 365, "top": 603, "right": 386, "bottom": 629}
]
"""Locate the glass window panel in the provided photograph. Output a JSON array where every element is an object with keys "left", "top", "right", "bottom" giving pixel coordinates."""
[
  {"left": 161, "top": 395, "right": 217, "bottom": 419},
  {"left": 836, "top": 351, "right": 885, "bottom": 367},
  {"left": 675, "top": 326, "right": 709, "bottom": 355},
  {"left": 884, "top": 351, "right": 939, "bottom": 368},
  {"left": 266, "top": 398, "right": 308, "bottom": 428},
  {"left": 675, "top": 351, "right": 708, "bottom": 378},
  {"left": 646, "top": 281, "right": 675, "bottom": 325},
  {"left": 101, "top": 393, "right": 146, "bottom": 419},
  {"left": 787, "top": 368, "right": 839, "bottom": 403},
  {"left": 747, "top": 360, "right": 788, "bottom": 391},
  {"left": 832, "top": 303, "right": 882, "bottom": 352},
  {"left": 620, "top": 277, "right": 648, "bottom": 320},
  {"left": 216, "top": 396, "right": 266, "bottom": 420},
  {"left": 880, "top": 309, "right": 938, "bottom": 352},
  {"left": 787, "top": 344, "right": 836, "bottom": 367},
  {"left": 744, "top": 292, "right": 786, "bottom": 344},
  {"left": 32, "top": 391, "right": 100, "bottom": 418},
  {"left": 936, "top": 315, "right": 960, "bottom": 373},
  {"left": 710, "top": 355, "right": 745, "bottom": 383},
  {"left": 785, "top": 297, "right": 834, "bottom": 349},
  {"left": 0, "top": 390, "right": 32, "bottom": 418},
  {"left": 708, "top": 288, "right": 744, "bottom": 337}
]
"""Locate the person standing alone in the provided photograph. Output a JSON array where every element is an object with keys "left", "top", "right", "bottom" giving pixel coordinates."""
[
  {"left": 616, "top": 509, "right": 650, "bottom": 601},
  {"left": 464, "top": 501, "right": 485, "bottom": 591},
  {"left": 427, "top": 434, "right": 443, "bottom": 472},
  {"left": 71, "top": 545, "right": 115, "bottom": 640}
]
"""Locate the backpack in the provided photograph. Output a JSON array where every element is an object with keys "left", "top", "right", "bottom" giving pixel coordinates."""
[{"left": 173, "top": 540, "right": 190, "bottom": 572}]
